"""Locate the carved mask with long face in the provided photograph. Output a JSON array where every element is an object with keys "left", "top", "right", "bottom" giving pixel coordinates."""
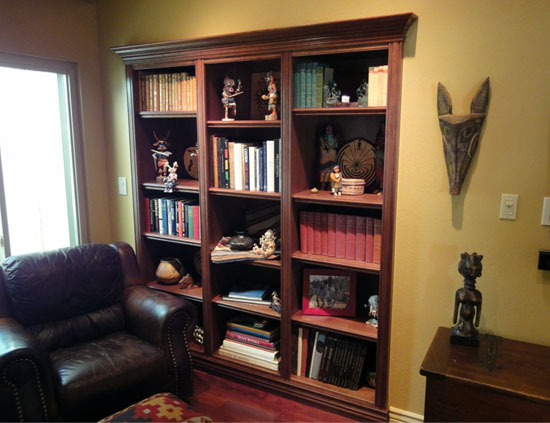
[{"left": 438, "top": 78, "right": 490, "bottom": 195}]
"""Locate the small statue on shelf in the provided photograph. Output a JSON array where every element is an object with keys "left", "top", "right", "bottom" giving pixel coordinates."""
[
  {"left": 319, "top": 123, "right": 339, "bottom": 190},
  {"left": 270, "top": 291, "right": 281, "bottom": 314},
  {"left": 193, "top": 326, "right": 204, "bottom": 345},
  {"left": 221, "top": 75, "right": 243, "bottom": 121},
  {"left": 261, "top": 71, "right": 278, "bottom": 121},
  {"left": 451, "top": 252, "right": 483, "bottom": 347},
  {"left": 324, "top": 80, "right": 341, "bottom": 106},
  {"left": 329, "top": 165, "right": 342, "bottom": 196},
  {"left": 356, "top": 79, "right": 368, "bottom": 107},
  {"left": 151, "top": 131, "right": 173, "bottom": 181},
  {"left": 252, "top": 229, "right": 277, "bottom": 258},
  {"left": 163, "top": 161, "right": 179, "bottom": 192},
  {"left": 365, "top": 294, "right": 379, "bottom": 328}
]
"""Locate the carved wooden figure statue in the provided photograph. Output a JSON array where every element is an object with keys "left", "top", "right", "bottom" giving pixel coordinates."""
[
  {"left": 438, "top": 78, "right": 490, "bottom": 195},
  {"left": 451, "top": 252, "right": 483, "bottom": 346}
]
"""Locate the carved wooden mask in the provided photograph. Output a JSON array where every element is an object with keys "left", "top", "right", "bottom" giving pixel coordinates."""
[{"left": 438, "top": 78, "right": 490, "bottom": 195}]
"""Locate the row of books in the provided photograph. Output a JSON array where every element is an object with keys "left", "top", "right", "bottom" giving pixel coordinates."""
[
  {"left": 145, "top": 197, "right": 200, "bottom": 239},
  {"left": 299, "top": 211, "right": 381, "bottom": 263},
  {"left": 296, "top": 328, "right": 369, "bottom": 390},
  {"left": 218, "top": 315, "right": 280, "bottom": 371},
  {"left": 139, "top": 72, "right": 197, "bottom": 112},
  {"left": 293, "top": 62, "right": 334, "bottom": 108},
  {"left": 367, "top": 65, "right": 388, "bottom": 107},
  {"left": 212, "top": 136, "right": 282, "bottom": 193}
]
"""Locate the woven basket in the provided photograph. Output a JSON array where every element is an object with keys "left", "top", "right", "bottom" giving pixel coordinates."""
[{"left": 341, "top": 178, "right": 365, "bottom": 195}]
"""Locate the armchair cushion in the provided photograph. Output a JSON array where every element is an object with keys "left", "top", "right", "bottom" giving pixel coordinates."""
[{"left": 51, "top": 331, "right": 167, "bottom": 415}]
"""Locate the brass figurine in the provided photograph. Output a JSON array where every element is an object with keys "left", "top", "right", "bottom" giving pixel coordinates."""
[
  {"left": 451, "top": 252, "right": 483, "bottom": 346},
  {"left": 438, "top": 78, "right": 490, "bottom": 195}
]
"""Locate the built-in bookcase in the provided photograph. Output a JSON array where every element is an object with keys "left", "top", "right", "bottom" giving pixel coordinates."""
[{"left": 114, "top": 13, "right": 416, "bottom": 420}]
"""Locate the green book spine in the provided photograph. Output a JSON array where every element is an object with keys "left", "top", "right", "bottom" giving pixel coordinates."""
[{"left": 186, "top": 204, "right": 194, "bottom": 238}]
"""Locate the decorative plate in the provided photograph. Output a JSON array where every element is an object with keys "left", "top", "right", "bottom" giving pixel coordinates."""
[
  {"left": 183, "top": 146, "right": 199, "bottom": 179},
  {"left": 337, "top": 137, "right": 376, "bottom": 187}
]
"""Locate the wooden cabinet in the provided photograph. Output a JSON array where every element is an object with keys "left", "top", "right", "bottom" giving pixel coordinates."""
[
  {"left": 113, "top": 13, "right": 416, "bottom": 420},
  {"left": 420, "top": 327, "right": 550, "bottom": 422}
]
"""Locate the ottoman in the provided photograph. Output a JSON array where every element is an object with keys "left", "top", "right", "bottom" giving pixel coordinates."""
[{"left": 99, "top": 392, "right": 212, "bottom": 422}]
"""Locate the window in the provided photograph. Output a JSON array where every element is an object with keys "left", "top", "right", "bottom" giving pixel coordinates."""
[{"left": 0, "top": 52, "right": 88, "bottom": 258}]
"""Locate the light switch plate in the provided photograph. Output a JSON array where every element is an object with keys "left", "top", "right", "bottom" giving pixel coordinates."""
[
  {"left": 499, "top": 194, "right": 518, "bottom": 220},
  {"left": 542, "top": 197, "right": 550, "bottom": 226},
  {"left": 118, "top": 177, "right": 128, "bottom": 196}
]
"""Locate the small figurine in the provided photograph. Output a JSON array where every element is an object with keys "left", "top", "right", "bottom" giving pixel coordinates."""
[
  {"left": 253, "top": 229, "right": 277, "bottom": 258},
  {"left": 324, "top": 80, "right": 341, "bottom": 106},
  {"left": 329, "top": 165, "right": 342, "bottom": 196},
  {"left": 221, "top": 75, "right": 243, "bottom": 121},
  {"left": 365, "top": 294, "right": 379, "bottom": 328},
  {"left": 451, "top": 252, "right": 483, "bottom": 346},
  {"left": 151, "top": 131, "right": 172, "bottom": 180},
  {"left": 261, "top": 71, "right": 278, "bottom": 120},
  {"left": 193, "top": 326, "right": 204, "bottom": 345},
  {"left": 270, "top": 291, "right": 281, "bottom": 314},
  {"left": 356, "top": 80, "right": 368, "bottom": 107},
  {"left": 319, "top": 123, "right": 339, "bottom": 190},
  {"left": 163, "top": 161, "right": 179, "bottom": 192}
]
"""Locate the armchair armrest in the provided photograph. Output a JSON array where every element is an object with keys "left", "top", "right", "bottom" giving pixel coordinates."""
[
  {"left": 122, "top": 285, "right": 197, "bottom": 398},
  {"left": 0, "top": 317, "right": 56, "bottom": 422}
]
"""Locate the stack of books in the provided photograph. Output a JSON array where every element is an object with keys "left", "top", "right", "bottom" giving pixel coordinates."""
[
  {"left": 145, "top": 197, "right": 200, "bottom": 239},
  {"left": 140, "top": 72, "right": 197, "bottom": 112},
  {"left": 293, "top": 62, "right": 334, "bottom": 108},
  {"left": 296, "top": 328, "right": 371, "bottom": 390},
  {"left": 219, "top": 315, "right": 280, "bottom": 371},
  {"left": 221, "top": 282, "right": 272, "bottom": 305}
]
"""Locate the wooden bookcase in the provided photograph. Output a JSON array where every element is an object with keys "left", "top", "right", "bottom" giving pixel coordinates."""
[{"left": 113, "top": 13, "right": 416, "bottom": 421}]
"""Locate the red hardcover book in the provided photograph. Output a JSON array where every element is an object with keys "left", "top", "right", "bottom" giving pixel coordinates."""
[
  {"left": 299, "top": 211, "right": 308, "bottom": 253},
  {"left": 327, "top": 213, "right": 336, "bottom": 257},
  {"left": 306, "top": 211, "right": 314, "bottom": 254},
  {"left": 225, "top": 330, "right": 278, "bottom": 350},
  {"left": 335, "top": 214, "right": 347, "bottom": 258},
  {"left": 373, "top": 218, "right": 382, "bottom": 264},
  {"left": 366, "top": 217, "right": 374, "bottom": 263},
  {"left": 178, "top": 200, "right": 184, "bottom": 237},
  {"left": 321, "top": 212, "right": 328, "bottom": 256},
  {"left": 355, "top": 216, "right": 366, "bottom": 262},
  {"left": 313, "top": 211, "right": 322, "bottom": 255},
  {"left": 193, "top": 205, "right": 200, "bottom": 240},
  {"left": 345, "top": 215, "right": 357, "bottom": 260}
]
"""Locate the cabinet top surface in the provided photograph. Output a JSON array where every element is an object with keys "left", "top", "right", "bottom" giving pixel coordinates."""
[
  {"left": 420, "top": 327, "right": 550, "bottom": 403},
  {"left": 112, "top": 13, "right": 417, "bottom": 65}
]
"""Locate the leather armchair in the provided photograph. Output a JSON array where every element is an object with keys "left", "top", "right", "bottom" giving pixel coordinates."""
[{"left": 0, "top": 242, "right": 196, "bottom": 422}]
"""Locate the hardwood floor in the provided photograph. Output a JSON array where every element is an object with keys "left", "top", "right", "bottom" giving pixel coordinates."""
[{"left": 187, "top": 370, "right": 358, "bottom": 422}]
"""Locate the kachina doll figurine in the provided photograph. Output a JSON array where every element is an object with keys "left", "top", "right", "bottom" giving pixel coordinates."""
[
  {"left": 319, "top": 123, "right": 339, "bottom": 190},
  {"left": 261, "top": 71, "right": 278, "bottom": 121},
  {"left": 163, "top": 161, "right": 179, "bottom": 193},
  {"left": 330, "top": 165, "right": 342, "bottom": 196},
  {"left": 221, "top": 75, "right": 243, "bottom": 121},
  {"left": 151, "top": 131, "right": 172, "bottom": 181},
  {"left": 451, "top": 252, "right": 483, "bottom": 346}
]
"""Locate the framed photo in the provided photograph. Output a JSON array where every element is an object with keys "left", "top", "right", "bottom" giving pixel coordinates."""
[{"left": 302, "top": 268, "right": 356, "bottom": 316}]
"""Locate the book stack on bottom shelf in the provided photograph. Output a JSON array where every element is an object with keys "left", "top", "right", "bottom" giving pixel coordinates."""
[
  {"left": 296, "top": 328, "right": 372, "bottom": 391},
  {"left": 219, "top": 315, "right": 280, "bottom": 371}
]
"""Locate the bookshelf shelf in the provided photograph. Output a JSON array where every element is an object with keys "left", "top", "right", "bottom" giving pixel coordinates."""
[
  {"left": 147, "top": 281, "right": 203, "bottom": 302},
  {"left": 292, "top": 251, "right": 380, "bottom": 274},
  {"left": 212, "top": 295, "right": 281, "bottom": 320},
  {"left": 293, "top": 106, "right": 386, "bottom": 116},
  {"left": 143, "top": 232, "right": 201, "bottom": 246},
  {"left": 207, "top": 120, "right": 280, "bottom": 128},
  {"left": 209, "top": 187, "right": 280, "bottom": 200},
  {"left": 291, "top": 311, "right": 378, "bottom": 342},
  {"left": 139, "top": 111, "right": 197, "bottom": 118},
  {"left": 142, "top": 179, "right": 199, "bottom": 193},
  {"left": 114, "top": 12, "right": 416, "bottom": 420},
  {"left": 292, "top": 189, "right": 383, "bottom": 209}
]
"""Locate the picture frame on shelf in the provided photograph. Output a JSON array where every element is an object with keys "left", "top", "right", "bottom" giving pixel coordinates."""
[{"left": 302, "top": 268, "right": 356, "bottom": 316}]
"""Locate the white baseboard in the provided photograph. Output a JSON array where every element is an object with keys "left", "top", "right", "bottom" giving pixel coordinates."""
[{"left": 389, "top": 407, "right": 424, "bottom": 422}]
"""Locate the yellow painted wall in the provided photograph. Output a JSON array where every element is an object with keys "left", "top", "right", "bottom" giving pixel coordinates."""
[
  {"left": 96, "top": 0, "right": 550, "bottom": 415},
  {"left": 0, "top": 0, "right": 112, "bottom": 243}
]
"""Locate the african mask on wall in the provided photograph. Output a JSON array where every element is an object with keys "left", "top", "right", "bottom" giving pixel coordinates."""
[{"left": 437, "top": 78, "right": 490, "bottom": 195}]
